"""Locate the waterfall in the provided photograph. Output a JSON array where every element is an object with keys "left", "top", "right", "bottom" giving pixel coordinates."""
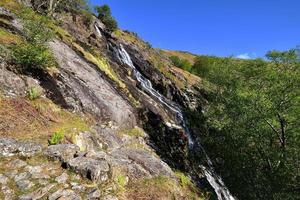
[
  {"left": 116, "top": 44, "right": 236, "bottom": 200},
  {"left": 94, "top": 25, "right": 102, "bottom": 38},
  {"left": 117, "top": 45, "right": 194, "bottom": 147}
]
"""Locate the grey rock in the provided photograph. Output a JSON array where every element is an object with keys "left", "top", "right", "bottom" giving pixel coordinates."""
[
  {"left": 103, "top": 195, "right": 118, "bottom": 200},
  {"left": 16, "top": 179, "right": 34, "bottom": 190},
  {"left": 9, "top": 159, "right": 27, "bottom": 169},
  {"left": 49, "top": 189, "right": 81, "bottom": 200},
  {"left": 87, "top": 188, "right": 101, "bottom": 200},
  {"left": 25, "top": 165, "right": 42, "bottom": 174},
  {"left": 4, "top": 170, "right": 18, "bottom": 178},
  {"left": 19, "top": 184, "right": 55, "bottom": 200},
  {"left": 0, "top": 138, "right": 42, "bottom": 157},
  {"left": 71, "top": 184, "right": 86, "bottom": 192},
  {"left": 38, "top": 179, "right": 49, "bottom": 186},
  {"left": 44, "top": 144, "right": 80, "bottom": 163},
  {"left": 55, "top": 172, "right": 68, "bottom": 184},
  {"left": 32, "top": 173, "right": 50, "bottom": 179},
  {"left": 48, "top": 40, "right": 136, "bottom": 129},
  {"left": 14, "top": 172, "right": 31, "bottom": 182},
  {"left": 122, "top": 149, "right": 174, "bottom": 177},
  {"left": 1, "top": 185, "right": 15, "bottom": 200},
  {"left": 0, "top": 174, "right": 9, "bottom": 185},
  {"left": 67, "top": 157, "right": 110, "bottom": 182}
]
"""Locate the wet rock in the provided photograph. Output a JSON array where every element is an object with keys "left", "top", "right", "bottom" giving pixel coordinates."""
[
  {"left": 0, "top": 138, "right": 42, "bottom": 157},
  {"left": 49, "top": 189, "right": 81, "bottom": 200},
  {"left": 19, "top": 184, "right": 55, "bottom": 200},
  {"left": 87, "top": 188, "right": 101, "bottom": 200},
  {"left": 16, "top": 179, "right": 34, "bottom": 190},
  {"left": 55, "top": 172, "right": 68, "bottom": 184},
  {"left": 0, "top": 174, "right": 9, "bottom": 185},
  {"left": 67, "top": 157, "right": 110, "bottom": 182},
  {"left": 44, "top": 144, "right": 80, "bottom": 163}
]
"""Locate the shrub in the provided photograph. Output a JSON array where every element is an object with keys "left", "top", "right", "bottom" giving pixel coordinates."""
[
  {"left": 10, "top": 43, "right": 56, "bottom": 70},
  {"left": 27, "top": 87, "right": 41, "bottom": 100},
  {"left": 49, "top": 131, "right": 64, "bottom": 145},
  {"left": 23, "top": 20, "right": 54, "bottom": 44},
  {"left": 169, "top": 55, "right": 192, "bottom": 71}
]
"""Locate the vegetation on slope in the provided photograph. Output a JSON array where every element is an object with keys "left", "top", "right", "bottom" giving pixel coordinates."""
[{"left": 186, "top": 49, "right": 300, "bottom": 199}]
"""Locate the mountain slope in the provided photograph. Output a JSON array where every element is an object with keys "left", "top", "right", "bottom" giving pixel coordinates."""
[{"left": 0, "top": 1, "right": 207, "bottom": 199}]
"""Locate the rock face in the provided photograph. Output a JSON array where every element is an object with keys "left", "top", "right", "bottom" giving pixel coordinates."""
[
  {"left": 48, "top": 39, "right": 136, "bottom": 129},
  {"left": 44, "top": 144, "right": 80, "bottom": 163},
  {"left": 0, "top": 138, "right": 42, "bottom": 157}
]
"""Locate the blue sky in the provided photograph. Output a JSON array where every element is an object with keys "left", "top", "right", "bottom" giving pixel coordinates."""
[{"left": 90, "top": 0, "right": 299, "bottom": 58}]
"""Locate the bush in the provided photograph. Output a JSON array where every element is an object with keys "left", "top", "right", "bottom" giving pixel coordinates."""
[
  {"left": 169, "top": 56, "right": 192, "bottom": 71},
  {"left": 10, "top": 43, "right": 57, "bottom": 70},
  {"left": 23, "top": 20, "right": 54, "bottom": 44},
  {"left": 49, "top": 131, "right": 64, "bottom": 145},
  {"left": 26, "top": 87, "right": 41, "bottom": 100},
  {"left": 95, "top": 5, "right": 118, "bottom": 31}
]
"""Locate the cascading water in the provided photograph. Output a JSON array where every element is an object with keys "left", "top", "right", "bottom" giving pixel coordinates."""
[
  {"left": 116, "top": 44, "right": 236, "bottom": 200},
  {"left": 94, "top": 25, "right": 102, "bottom": 38}
]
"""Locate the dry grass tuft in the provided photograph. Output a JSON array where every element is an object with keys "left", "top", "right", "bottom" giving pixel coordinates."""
[{"left": 0, "top": 97, "right": 91, "bottom": 144}]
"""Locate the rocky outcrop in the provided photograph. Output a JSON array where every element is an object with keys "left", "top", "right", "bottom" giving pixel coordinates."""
[
  {"left": 0, "top": 137, "right": 42, "bottom": 157},
  {"left": 48, "top": 39, "right": 136, "bottom": 129}
]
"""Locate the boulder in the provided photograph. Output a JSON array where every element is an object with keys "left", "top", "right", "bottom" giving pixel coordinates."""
[
  {"left": 0, "top": 138, "right": 42, "bottom": 157},
  {"left": 44, "top": 144, "right": 80, "bottom": 163},
  {"left": 49, "top": 189, "right": 81, "bottom": 200},
  {"left": 67, "top": 157, "right": 110, "bottom": 182}
]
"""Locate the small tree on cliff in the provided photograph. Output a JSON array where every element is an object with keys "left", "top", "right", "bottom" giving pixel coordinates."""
[{"left": 95, "top": 4, "right": 118, "bottom": 31}]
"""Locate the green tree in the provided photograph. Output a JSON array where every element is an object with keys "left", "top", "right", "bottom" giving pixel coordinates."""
[
  {"left": 95, "top": 4, "right": 118, "bottom": 31},
  {"left": 190, "top": 50, "right": 300, "bottom": 199}
]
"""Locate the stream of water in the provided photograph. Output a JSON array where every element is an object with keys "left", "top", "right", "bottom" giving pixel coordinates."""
[{"left": 116, "top": 44, "right": 236, "bottom": 200}]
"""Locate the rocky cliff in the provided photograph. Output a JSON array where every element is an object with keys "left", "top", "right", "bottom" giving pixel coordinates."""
[{"left": 0, "top": 1, "right": 207, "bottom": 199}]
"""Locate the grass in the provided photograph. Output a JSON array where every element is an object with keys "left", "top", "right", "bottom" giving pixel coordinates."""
[
  {"left": 0, "top": 0, "right": 21, "bottom": 11},
  {"left": 0, "top": 28, "right": 22, "bottom": 45},
  {"left": 0, "top": 97, "right": 91, "bottom": 145},
  {"left": 49, "top": 131, "right": 64, "bottom": 145},
  {"left": 26, "top": 87, "right": 41, "bottom": 100},
  {"left": 124, "top": 176, "right": 205, "bottom": 200},
  {"left": 118, "top": 127, "right": 145, "bottom": 137}
]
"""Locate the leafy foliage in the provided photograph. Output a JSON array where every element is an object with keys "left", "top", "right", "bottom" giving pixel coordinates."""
[
  {"left": 95, "top": 4, "right": 118, "bottom": 31},
  {"left": 27, "top": 87, "right": 41, "bottom": 100},
  {"left": 49, "top": 131, "right": 64, "bottom": 145},
  {"left": 188, "top": 49, "right": 300, "bottom": 199},
  {"left": 9, "top": 9, "right": 56, "bottom": 70},
  {"left": 10, "top": 43, "right": 56, "bottom": 70}
]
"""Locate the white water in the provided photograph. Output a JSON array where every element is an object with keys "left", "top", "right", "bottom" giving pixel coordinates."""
[
  {"left": 116, "top": 45, "right": 236, "bottom": 200},
  {"left": 94, "top": 25, "right": 102, "bottom": 38}
]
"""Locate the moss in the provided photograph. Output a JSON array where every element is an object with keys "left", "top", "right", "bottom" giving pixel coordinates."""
[
  {"left": 118, "top": 127, "right": 145, "bottom": 137},
  {"left": 0, "top": 28, "right": 22, "bottom": 45},
  {"left": 0, "top": 0, "right": 21, "bottom": 12}
]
